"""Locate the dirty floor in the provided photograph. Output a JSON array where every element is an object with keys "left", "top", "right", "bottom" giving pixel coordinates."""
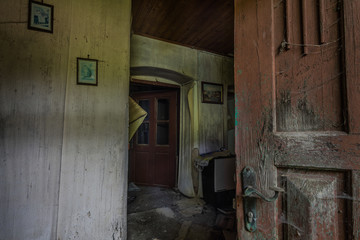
[{"left": 127, "top": 185, "right": 236, "bottom": 240}]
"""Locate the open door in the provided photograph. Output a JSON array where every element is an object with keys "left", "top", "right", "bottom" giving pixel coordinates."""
[{"left": 235, "top": 0, "right": 360, "bottom": 239}]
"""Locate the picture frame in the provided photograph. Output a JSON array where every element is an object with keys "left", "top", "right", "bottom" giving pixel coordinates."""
[
  {"left": 77, "top": 58, "right": 98, "bottom": 86},
  {"left": 201, "top": 82, "right": 223, "bottom": 104},
  {"left": 28, "top": 1, "right": 54, "bottom": 33}
]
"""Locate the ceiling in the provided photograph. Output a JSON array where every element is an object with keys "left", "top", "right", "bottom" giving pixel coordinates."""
[{"left": 132, "top": 0, "right": 234, "bottom": 57}]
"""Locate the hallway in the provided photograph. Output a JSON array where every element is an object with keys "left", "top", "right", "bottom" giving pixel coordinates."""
[{"left": 127, "top": 185, "right": 236, "bottom": 240}]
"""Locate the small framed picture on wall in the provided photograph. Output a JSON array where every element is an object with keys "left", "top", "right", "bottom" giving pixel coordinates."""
[
  {"left": 201, "top": 82, "right": 223, "bottom": 104},
  {"left": 28, "top": 1, "right": 54, "bottom": 33},
  {"left": 77, "top": 58, "right": 98, "bottom": 86}
]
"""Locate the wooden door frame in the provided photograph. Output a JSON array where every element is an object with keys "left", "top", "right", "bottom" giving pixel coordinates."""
[
  {"left": 129, "top": 80, "right": 180, "bottom": 187},
  {"left": 234, "top": 0, "right": 360, "bottom": 239}
]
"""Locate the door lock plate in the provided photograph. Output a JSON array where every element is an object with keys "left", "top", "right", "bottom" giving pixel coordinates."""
[{"left": 241, "top": 166, "right": 257, "bottom": 232}]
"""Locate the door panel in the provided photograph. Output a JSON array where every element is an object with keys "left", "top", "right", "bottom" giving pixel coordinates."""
[
  {"left": 279, "top": 170, "right": 347, "bottom": 240},
  {"left": 133, "top": 151, "right": 152, "bottom": 185},
  {"left": 275, "top": 0, "right": 344, "bottom": 132},
  {"left": 235, "top": 0, "right": 360, "bottom": 239},
  {"left": 154, "top": 152, "right": 171, "bottom": 185},
  {"left": 129, "top": 91, "right": 177, "bottom": 188}
]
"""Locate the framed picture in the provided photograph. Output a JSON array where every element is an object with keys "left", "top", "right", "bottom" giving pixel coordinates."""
[
  {"left": 28, "top": 1, "right": 54, "bottom": 33},
  {"left": 201, "top": 82, "right": 223, "bottom": 104},
  {"left": 77, "top": 58, "right": 98, "bottom": 86}
]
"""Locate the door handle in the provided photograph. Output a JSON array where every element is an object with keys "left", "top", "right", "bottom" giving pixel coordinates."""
[
  {"left": 241, "top": 166, "right": 284, "bottom": 232},
  {"left": 243, "top": 186, "right": 284, "bottom": 202}
]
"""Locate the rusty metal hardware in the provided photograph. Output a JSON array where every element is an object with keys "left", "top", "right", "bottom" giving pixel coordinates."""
[
  {"left": 243, "top": 186, "right": 284, "bottom": 202},
  {"left": 241, "top": 166, "right": 284, "bottom": 232}
]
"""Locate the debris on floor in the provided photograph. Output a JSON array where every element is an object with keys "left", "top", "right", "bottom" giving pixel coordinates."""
[
  {"left": 128, "top": 182, "right": 141, "bottom": 192},
  {"left": 127, "top": 186, "right": 236, "bottom": 240},
  {"left": 156, "top": 207, "right": 175, "bottom": 218},
  {"left": 176, "top": 197, "right": 205, "bottom": 217}
]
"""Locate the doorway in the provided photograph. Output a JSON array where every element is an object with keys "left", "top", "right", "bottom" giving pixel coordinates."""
[{"left": 129, "top": 81, "right": 179, "bottom": 188}]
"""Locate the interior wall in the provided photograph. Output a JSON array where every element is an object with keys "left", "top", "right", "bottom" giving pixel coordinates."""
[
  {"left": 0, "top": 0, "right": 131, "bottom": 239},
  {"left": 57, "top": 0, "right": 131, "bottom": 239},
  {"left": 197, "top": 52, "right": 233, "bottom": 154},
  {"left": 130, "top": 35, "right": 234, "bottom": 196},
  {"left": 131, "top": 34, "right": 233, "bottom": 153},
  {"left": 0, "top": 1, "right": 71, "bottom": 239}
]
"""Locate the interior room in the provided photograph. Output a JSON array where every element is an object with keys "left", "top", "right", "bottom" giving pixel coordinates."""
[
  {"left": 2, "top": 0, "right": 360, "bottom": 239},
  {"left": 127, "top": 1, "right": 236, "bottom": 239},
  {"left": 1, "top": 0, "right": 236, "bottom": 239}
]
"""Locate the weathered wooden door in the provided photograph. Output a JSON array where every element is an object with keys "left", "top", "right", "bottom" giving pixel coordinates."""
[
  {"left": 235, "top": 0, "right": 360, "bottom": 239},
  {"left": 129, "top": 91, "right": 177, "bottom": 188}
]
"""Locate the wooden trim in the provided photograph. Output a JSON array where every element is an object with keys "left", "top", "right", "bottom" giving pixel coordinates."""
[
  {"left": 352, "top": 171, "right": 360, "bottom": 239},
  {"left": 131, "top": 78, "right": 180, "bottom": 89},
  {"left": 285, "top": 0, "right": 292, "bottom": 49},
  {"left": 301, "top": 0, "right": 309, "bottom": 54},
  {"left": 274, "top": 133, "right": 360, "bottom": 170},
  {"left": 235, "top": 0, "right": 276, "bottom": 238},
  {"left": 319, "top": 0, "right": 326, "bottom": 43}
]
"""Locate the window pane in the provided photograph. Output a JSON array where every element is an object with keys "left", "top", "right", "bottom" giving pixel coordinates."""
[
  {"left": 157, "top": 99, "right": 169, "bottom": 120},
  {"left": 139, "top": 100, "right": 150, "bottom": 120},
  {"left": 157, "top": 123, "right": 169, "bottom": 145},
  {"left": 137, "top": 123, "right": 149, "bottom": 144}
]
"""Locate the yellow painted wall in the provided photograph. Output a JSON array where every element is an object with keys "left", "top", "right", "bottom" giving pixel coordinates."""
[
  {"left": 131, "top": 34, "right": 234, "bottom": 154},
  {"left": 0, "top": 0, "right": 131, "bottom": 239},
  {"left": 130, "top": 35, "right": 234, "bottom": 196}
]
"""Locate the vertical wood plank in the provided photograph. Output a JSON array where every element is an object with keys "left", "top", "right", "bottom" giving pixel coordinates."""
[
  {"left": 343, "top": 0, "right": 360, "bottom": 133},
  {"left": 352, "top": 171, "right": 360, "bottom": 239},
  {"left": 0, "top": 1, "right": 71, "bottom": 239},
  {"left": 286, "top": 0, "right": 292, "bottom": 49},
  {"left": 235, "top": 0, "right": 276, "bottom": 238},
  {"left": 319, "top": 0, "right": 326, "bottom": 43},
  {"left": 302, "top": 0, "right": 309, "bottom": 54},
  {"left": 56, "top": 0, "right": 131, "bottom": 239}
]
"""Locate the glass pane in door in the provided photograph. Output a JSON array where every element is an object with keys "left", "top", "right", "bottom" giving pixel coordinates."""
[
  {"left": 157, "top": 99, "right": 169, "bottom": 120},
  {"left": 157, "top": 123, "right": 169, "bottom": 145},
  {"left": 137, "top": 123, "right": 149, "bottom": 144},
  {"left": 139, "top": 100, "right": 150, "bottom": 120}
]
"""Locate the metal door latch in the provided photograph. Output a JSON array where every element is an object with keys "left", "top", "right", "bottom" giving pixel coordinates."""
[{"left": 241, "top": 166, "right": 284, "bottom": 232}]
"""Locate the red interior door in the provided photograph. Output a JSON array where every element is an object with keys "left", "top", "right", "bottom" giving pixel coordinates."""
[
  {"left": 235, "top": 0, "right": 360, "bottom": 239},
  {"left": 129, "top": 91, "right": 177, "bottom": 188}
]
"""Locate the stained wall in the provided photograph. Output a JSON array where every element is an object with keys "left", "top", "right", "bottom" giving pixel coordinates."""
[
  {"left": 0, "top": 0, "right": 131, "bottom": 239},
  {"left": 130, "top": 35, "right": 234, "bottom": 196}
]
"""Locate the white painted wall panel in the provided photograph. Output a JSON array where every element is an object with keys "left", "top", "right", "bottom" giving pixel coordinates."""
[
  {"left": 56, "top": 0, "right": 131, "bottom": 239},
  {"left": 0, "top": 0, "right": 131, "bottom": 239},
  {"left": 0, "top": 1, "right": 71, "bottom": 239}
]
